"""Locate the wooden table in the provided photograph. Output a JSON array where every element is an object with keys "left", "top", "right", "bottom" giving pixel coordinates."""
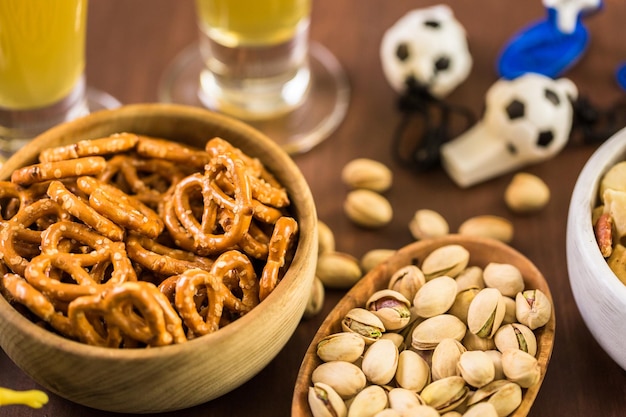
[{"left": 1, "top": 0, "right": 625, "bottom": 416}]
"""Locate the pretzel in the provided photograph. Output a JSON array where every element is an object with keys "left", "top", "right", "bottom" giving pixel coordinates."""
[
  {"left": 0, "top": 181, "right": 28, "bottom": 220},
  {"left": 171, "top": 153, "right": 254, "bottom": 254},
  {"left": 38, "top": 133, "right": 140, "bottom": 162},
  {"left": 0, "top": 199, "right": 69, "bottom": 275},
  {"left": 173, "top": 250, "right": 259, "bottom": 336},
  {"left": 47, "top": 180, "right": 125, "bottom": 241},
  {"left": 98, "top": 155, "right": 186, "bottom": 206},
  {"left": 11, "top": 156, "right": 107, "bottom": 186},
  {"left": 77, "top": 176, "right": 164, "bottom": 239},
  {"left": 2, "top": 273, "right": 75, "bottom": 337},
  {"left": 126, "top": 232, "right": 213, "bottom": 276},
  {"left": 259, "top": 216, "right": 298, "bottom": 301},
  {"left": 68, "top": 281, "right": 186, "bottom": 347},
  {"left": 136, "top": 136, "right": 211, "bottom": 169}
]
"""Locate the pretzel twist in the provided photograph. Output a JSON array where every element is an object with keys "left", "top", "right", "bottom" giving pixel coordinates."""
[
  {"left": 38, "top": 133, "right": 140, "bottom": 162},
  {"left": 11, "top": 156, "right": 107, "bottom": 186}
]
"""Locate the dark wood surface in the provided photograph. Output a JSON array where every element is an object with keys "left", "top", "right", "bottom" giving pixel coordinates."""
[{"left": 1, "top": 0, "right": 625, "bottom": 416}]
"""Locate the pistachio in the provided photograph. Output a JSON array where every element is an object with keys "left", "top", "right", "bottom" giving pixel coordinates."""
[
  {"left": 455, "top": 266, "right": 485, "bottom": 292},
  {"left": 466, "top": 379, "right": 522, "bottom": 417},
  {"left": 448, "top": 287, "right": 480, "bottom": 324},
  {"left": 515, "top": 289, "right": 552, "bottom": 330},
  {"left": 317, "top": 332, "right": 366, "bottom": 363},
  {"left": 317, "top": 251, "right": 362, "bottom": 289},
  {"left": 482, "top": 263, "right": 525, "bottom": 297},
  {"left": 303, "top": 276, "right": 325, "bottom": 319},
  {"left": 458, "top": 215, "right": 513, "bottom": 243},
  {"left": 462, "top": 402, "right": 499, "bottom": 417},
  {"left": 467, "top": 288, "right": 506, "bottom": 338},
  {"left": 380, "top": 332, "right": 405, "bottom": 350},
  {"left": 421, "top": 244, "right": 470, "bottom": 280},
  {"left": 501, "top": 349, "right": 541, "bottom": 388},
  {"left": 361, "top": 248, "right": 396, "bottom": 273},
  {"left": 347, "top": 385, "right": 388, "bottom": 417},
  {"left": 462, "top": 331, "right": 496, "bottom": 351},
  {"left": 484, "top": 350, "right": 505, "bottom": 381},
  {"left": 387, "top": 388, "right": 427, "bottom": 415},
  {"left": 318, "top": 220, "right": 336, "bottom": 255},
  {"left": 396, "top": 350, "right": 431, "bottom": 391},
  {"left": 362, "top": 339, "right": 399, "bottom": 385},
  {"left": 501, "top": 296, "right": 517, "bottom": 325},
  {"left": 409, "top": 209, "right": 449, "bottom": 240},
  {"left": 388, "top": 264, "right": 425, "bottom": 301},
  {"left": 309, "top": 382, "right": 348, "bottom": 417},
  {"left": 366, "top": 289, "right": 412, "bottom": 331},
  {"left": 504, "top": 172, "right": 550, "bottom": 213},
  {"left": 311, "top": 361, "right": 367, "bottom": 399},
  {"left": 411, "top": 314, "right": 467, "bottom": 350},
  {"left": 341, "top": 158, "right": 393, "bottom": 192},
  {"left": 494, "top": 323, "right": 537, "bottom": 357},
  {"left": 431, "top": 338, "right": 466, "bottom": 381},
  {"left": 457, "top": 350, "right": 495, "bottom": 388},
  {"left": 342, "top": 308, "right": 385, "bottom": 344},
  {"left": 413, "top": 275, "right": 458, "bottom": 318},
  {"left": 420, "top": 376, "right": 470, "bottom": 413},
  {"left": 344, "top": 189, "right": 393, "bottom": 228}
]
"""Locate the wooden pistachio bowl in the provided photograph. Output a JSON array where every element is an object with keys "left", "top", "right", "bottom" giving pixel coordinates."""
[
  {"left": 0, "top": 103, "right": 318, "bottom": 413},
  {"left": 292, "top": 234, "right": 555, "bottom": 417}
]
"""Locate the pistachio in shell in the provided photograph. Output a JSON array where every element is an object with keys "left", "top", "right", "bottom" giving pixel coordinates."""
[
  {"left": 482, "top": 263, "right": 525, "bottom": 298},
  {"left": 361, "top": 338, "right": 399, "bottom": 385},
  {"left": 467, "top": 288, "right": 506, "bottom": 338},
  {"left": 466, "top": 379, "right": 523, "bottom": 417},
  {"left": 309, "top": 382, "right": 347, "bottom": 417},
  {"left": 396, "top": 349, "right": 431, "bottom": 392},
  {"left": 317, "top": 220, "right": 336, "bottom": 255},
  {"left": 448, "top": 287, "right": 480, "bottom": 325},
  {"left": 494, "top": 323, "right": 537, "bottom": 357},
  {"left": 411, "top": 314, "right": 467, "bottom": 350},
  {"left": 501, "top": 349, "right": 541, "bottom": 388},
  {"left": 462, "top": 402, "right": 499, "bottom": 417},
  {"left": 501, "top": 296, "right": 517, "bottom": 325},
  {"left": 421, "top": 244, "right": 470, "bottom": 280},
  {"left": 484, "top": 350, "right": 505, "bottom": 381},
  {"left": 413, "top": 275, "right": 457, "bottom": 318},
  {"left": 347, "top": 385, "right": 388, "bottom": 417},
  {"left": 431, "top": 338, "right": 466, "bottom": 381},
  {"left": 317, "top": 251, "right": 362, "bottom": 289},
  {"left": 387, "top": 388, "right": 427, "bottom": 415},
  {"left": 317, "top": 332, "right": 366, "bottom": 363},
  {"left": 462, "top": 331, "right": 496, "bottom": 351},
  {"left": 388, "top": 264, "right": 426, "bottom": 301},
  {"left": 341, "top": 307, "right": 385, "bottom": 344},
  {"left": 361, "top": 248, "right": 396, "bottom": 273},
  {"left": 455, "top": 266, "right": 485, "bottom": 292},
  {"left": 457, "top": 350, "right": 496, "bottom": 388},
  {"left": 311, "top": 361, "right": 367, "bottom": 399},
  {"left": 366, "top": 289, "right": 412, "bottom": 331},
  {"left": 303, "top": 276, "right": 325, "bottom": 319},
  {"left": 420, "top": 375, "right": 470, "bottom": 413},
  {"left": 515, "top": 289, "right": 552, "bottom": 330}
]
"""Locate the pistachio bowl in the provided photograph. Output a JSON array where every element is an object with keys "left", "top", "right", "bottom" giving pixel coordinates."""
[
  {"left": 292, "top": 235, "right": 555, "bottom": 417},
  {"left": 0, "top": 103, "right": 318, "bottom": 413},
  {"left": 566, "top": 126, "right": 626, "bottom": 370}
]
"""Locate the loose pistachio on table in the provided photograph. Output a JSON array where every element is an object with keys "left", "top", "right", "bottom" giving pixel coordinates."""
[
  {"left": 344, "top": 189, "right": 393, "bottom": 228},
  {"left": 307, "top": 244, "right": 551, "bottom": 417},
  {"left": 458, "top": 215, "right": 514, "bottom": 243},
  {"left": 341, "top": 158, "right": 393, "bottom": 193},
  {"left": 316, "top": 251, "right": 362, "bottom": 289},
  {"left": 409, "top": 209, "right": 450, "bottom": 241}
]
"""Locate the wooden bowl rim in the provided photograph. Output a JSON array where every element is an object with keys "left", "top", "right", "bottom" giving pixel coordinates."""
[
  {"left": 0, "top": 103, "right": 318, "bottom": 361},
  {"left": 292, "top": 234, "right": 556, "bottom": 417}
]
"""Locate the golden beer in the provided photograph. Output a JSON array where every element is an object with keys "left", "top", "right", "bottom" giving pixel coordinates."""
[
  {"left": 0, "top": 0, "right": 87, "bottom": 109},
  {"left": 195, "top": 0, "right": 311, "bottom": 47},
  {"left": 195, "top": 0, "right": 313, "bottom": 119}
]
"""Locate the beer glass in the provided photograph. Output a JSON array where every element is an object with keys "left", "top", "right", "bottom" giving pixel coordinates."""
[
  {"left": 0, "top": 0, "right": 120, "bottom": 160},
  {"left": 159, "top": 0, "right": 349, "bottom": 154}
]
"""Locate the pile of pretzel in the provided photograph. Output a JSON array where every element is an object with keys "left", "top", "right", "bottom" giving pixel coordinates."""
[{"left": 0, "top": 133, "right": 298, "bottom": 348}]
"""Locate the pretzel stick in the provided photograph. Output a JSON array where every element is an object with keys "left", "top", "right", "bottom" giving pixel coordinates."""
[
  {"left": 38, "top": 133, "right": 139, "bottom": 162},
  {"left": 11, "top": 156, "right": 107, "bottom": 186},
  {"left": 259, "top": 216, "right": 298, "bottom": 301}
]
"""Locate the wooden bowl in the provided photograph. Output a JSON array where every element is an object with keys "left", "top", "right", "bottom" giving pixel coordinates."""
[
  {"left": 567, "top": 126, "right": 626, "bottom": 370},
  {"left": 292, "top": 234, "right": 555, "bottom": 417},
  {"left": 0, "top": 103, "right": 318, "bottom": 413}
]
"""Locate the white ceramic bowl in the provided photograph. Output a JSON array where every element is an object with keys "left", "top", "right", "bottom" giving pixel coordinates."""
[{"left": 567, "top": 126, "right": 626, "bottom": 370}]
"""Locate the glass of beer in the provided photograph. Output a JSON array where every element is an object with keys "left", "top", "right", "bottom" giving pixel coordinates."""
[
  {"left": 0, "top": 0, "right": 120, "bottom": 160},
  {"left": 159, "top": 0, "right": 350, "bottom": 154}
]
